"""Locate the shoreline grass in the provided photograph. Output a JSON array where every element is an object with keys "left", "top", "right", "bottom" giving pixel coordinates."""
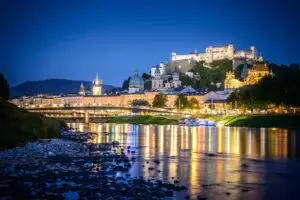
[
  {"left": 195, "top": 114, "right": 300, "bottom": 129},
  {"left": 107, "top": 115, "right": 179, "bottom": 125},
  {"left": 107, "top": 114, "right": 300, "bottom": 128}
]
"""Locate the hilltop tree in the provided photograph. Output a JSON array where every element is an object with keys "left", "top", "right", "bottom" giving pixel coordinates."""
[
  {"left": 175, "top": 95, "right": 190, "bottom": 110},
  {"left": 189, "top": 97, "right": 200, "bottom": 109},
  {"left": 142, "top": 73, "right": 151, "bottom": 80},
  {"left": 178, "top": 59, "right": 233, "bottom": 92},
  {"left": 0, "top": 73, "right": 9, "bottom": 100},
  {"left": 152, "top": 93, "right": 168, "bottom": 108},
  {"left": 121, "top": 77, "right": 131, "bottom": 90},
  {"left": 144, "top": 80, "right": 152, "bottom": 91},
  {"left": 227, "top": 65, "right": 300, "bottom": 110}
]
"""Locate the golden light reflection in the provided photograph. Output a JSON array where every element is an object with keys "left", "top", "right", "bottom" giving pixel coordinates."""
[
  {"left": 67, "top": 122, "right": 294, "bottom": 191},
  {"left": 159, "top": 126, "right": 164, "bottom": 154}
]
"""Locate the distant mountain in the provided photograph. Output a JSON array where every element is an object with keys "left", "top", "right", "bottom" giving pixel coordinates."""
[{"left": 10, "top": 79, "right": 118, "bottom": 98}]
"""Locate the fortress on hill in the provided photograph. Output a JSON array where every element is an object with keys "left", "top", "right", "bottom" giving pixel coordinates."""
[{"left": 171, "top": 44, "right": 258, "bottom": 63}]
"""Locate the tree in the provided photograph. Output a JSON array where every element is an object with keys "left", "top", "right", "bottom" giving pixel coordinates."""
[
  {"left": 175, "top": 95, "right": 190, "bottom": 110},
  {"left": 234, "top": 64, "right": 244, "bottom": 79},
  {"left": 189, "top": 97, "right": 199, "bottom": 109},
  {"left": 142, "top": 73, "right": 151, "bottom": 80},
  {"left": 183, "top": 59, "right": 232, "bottom": 92},
  {"left": 0, "top": 73, "right": 9, "bottom": 100},
  {"left": 144, "top": 80, "right": 152, "bottom": 91},
  {"left": 152, "top": 93, "right": 168, "bottom": 108},
  {"left": 131, "top": 99, "right": 150, "bottom": 107},
  {"left": 227, "top": 65, "right": 300, "bottom": 110},
  {"left": 121, "top": 77, "right": 131, "bottom": 90}
]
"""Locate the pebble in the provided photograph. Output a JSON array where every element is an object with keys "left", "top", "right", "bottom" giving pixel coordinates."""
[
  {"left": 0, "top": 131, "right": 187, "bottom": 199},
  {"left": 154, "top": 160, "right": 160, "bottom": 164}
]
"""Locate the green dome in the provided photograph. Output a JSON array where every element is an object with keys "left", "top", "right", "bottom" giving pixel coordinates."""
[{"left": 129, "top": 70, "right": 144, "bottom": 86}]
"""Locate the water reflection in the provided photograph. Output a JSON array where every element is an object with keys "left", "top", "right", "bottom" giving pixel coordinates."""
[
  {"left": 68, "top": 123, "right": 298, "bottom": 160},
  {"left": 67, "top": 123, "right": 300, "bottom": 199}
]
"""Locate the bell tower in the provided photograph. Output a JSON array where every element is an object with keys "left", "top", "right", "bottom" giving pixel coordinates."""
[{"left": 92, "top": 74, "right": 102, "bottom": 96}]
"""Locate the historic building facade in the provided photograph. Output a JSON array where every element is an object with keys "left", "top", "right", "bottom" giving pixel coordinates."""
[
  {"left": 151, "top": 68, "right": 181, "bottom": 91},
  {"left": 92, "top": 74, "right": 102, "bottom": 96},
  {"left": 224, "top": 62, "right": 270, "bottom": 89},
  {"left": 12, "top": 92, "right": 205, "bottom": 109},
  {"left": 171, "top": 44, "right": 258, "bottom": 63},
  {"left": 78, "top": 83, "right": 86, "bottom": 96},
  {"left": 128, "top": 69, "right": 144, "bottom": 93}
]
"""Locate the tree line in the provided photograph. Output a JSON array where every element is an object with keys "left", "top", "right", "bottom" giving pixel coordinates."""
[
  {"left": 130, "top": 93, "right": 200, "bottom": 110},
  {"left": 0, "top": 73, "right": 9, "bottom": 100},
  {"left": 227, "top": 64, "right": 300, "bottom": 110}
]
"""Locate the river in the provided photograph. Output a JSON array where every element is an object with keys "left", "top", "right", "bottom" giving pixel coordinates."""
[{"left": 68, "top": 123, "right": 300, "bottom": 200}]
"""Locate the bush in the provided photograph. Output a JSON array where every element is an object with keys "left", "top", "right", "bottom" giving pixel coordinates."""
[{"left": 0, "top": 101, "right": 62, "bottom": 150}]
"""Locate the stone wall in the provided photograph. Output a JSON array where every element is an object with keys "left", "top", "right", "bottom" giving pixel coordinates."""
[{"left": 12, "top": 92, "right": 205, "bottom": 109}]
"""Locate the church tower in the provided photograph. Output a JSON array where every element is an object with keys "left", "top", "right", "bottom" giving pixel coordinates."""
[
  {"left": 79, "top": 83, "right": 86, "bottom": 96},
  {"left": 92, "top": 74, "right": 102, "bottom": 96}
]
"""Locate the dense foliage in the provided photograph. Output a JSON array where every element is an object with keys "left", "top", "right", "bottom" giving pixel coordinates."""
[
  {"left": 180, "top": 59, "right": 232, "bottom": 92},
  {"left": 0, "top": 101, "right": 64, "bottom": 149},
  {"left": 152, "top": 93, "right": 168, "bottom": 108},
  {"left": 0, "top": 73, "right": 9, "bottom": 100},
  {"left": 174, "top": 95, "right": 200, "bottom": 110},
  {"left": 107, "top": 115, "right": 178, "bottom": 125},
  {"left": 121, "top": 77, "right": 131, "bottom": 90},
  {"left": 174, "top": 95, "right": 189, "bottom": 109},
  {"left": 227, "top": 64, "right": 300, "bottom": 110},
  {"left": 130, "top": 99, "right": 150, "bottom": 107},
  {"left": 189, "top": 97, "right": 200, "bottom": 109}
]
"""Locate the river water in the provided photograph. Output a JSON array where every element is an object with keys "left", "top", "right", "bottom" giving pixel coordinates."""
[{"left": 68, "top": 123, "right": 300, "bottom": 200}]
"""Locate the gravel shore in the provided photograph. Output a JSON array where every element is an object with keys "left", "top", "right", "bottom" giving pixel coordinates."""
[{"left": 0, "top": 131, "right": 186, "bottom": 200}]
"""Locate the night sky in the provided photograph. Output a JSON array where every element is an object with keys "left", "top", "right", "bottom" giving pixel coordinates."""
[{"left": 1, "top": 0, "right": 300, "bottom": 87}]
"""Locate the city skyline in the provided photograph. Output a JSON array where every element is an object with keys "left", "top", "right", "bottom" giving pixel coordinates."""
[{"left": 1, "top": 0, "right": 300, "bottom": 87}]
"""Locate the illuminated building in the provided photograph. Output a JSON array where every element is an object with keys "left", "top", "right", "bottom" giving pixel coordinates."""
[
  {"left": 128, "top": 69, "right": 144, "bottom": 94},
  {"left": 171, "top": 44, "right": 258, "bottom": 63},
  {"left": 78, "top": 83, "right": 86, "bottom": 96},
  {"left": 224, "top": 62, "right": 270, "bottom": 89},
  {"left": 92, "top": 74, "right": 102, "bottom": 96}
]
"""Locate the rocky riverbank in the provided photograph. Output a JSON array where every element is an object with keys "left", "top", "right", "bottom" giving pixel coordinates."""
[{"left": 0, "top": 131, "right": 187, "bottom": 199}]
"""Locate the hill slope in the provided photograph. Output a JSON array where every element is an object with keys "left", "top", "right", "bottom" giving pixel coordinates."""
[
  {"left": 0, "top": 101, "right": 64, "bottom": 149},
  {"left": 10, "top": 79, "right": 117, "bottom": 98}
]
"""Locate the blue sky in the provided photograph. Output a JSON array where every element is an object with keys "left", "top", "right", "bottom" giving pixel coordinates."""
[{"left": 1, "top": 0, "right": 300, "bottom": 86}]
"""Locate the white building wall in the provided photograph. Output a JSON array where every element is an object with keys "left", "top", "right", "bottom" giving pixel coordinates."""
[{"left": 171, "top": 44, "right": 256, "bottom": 63}]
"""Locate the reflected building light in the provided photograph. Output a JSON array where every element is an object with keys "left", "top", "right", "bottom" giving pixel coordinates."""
[
  {"left": 98, "top": 132, "right": 101, "bottom": 144},
  {"left": 226, "top": 127, "right": 230, "bottom": 153},
  {"left": 260, "top": 128, "right": 265, "bottom": 158},
  {"left": 144, "top": 125, "right": 150, "bottom": 157},
  {"left": 184, "top": 127, "right": 189, "bottom": 149},
  {"left": 202, "top": 127, "right": 206, "bottom": 152},
  {"left": 133, "top": 125, "right": 139, "bottom": 147},
  {"left": 192, "top": 127, "right": 197, "bottom": 152},
  {"left": 97, "top": 124, "right": 103, "bottom": 133},
  {"left": 79, "top": 124, "right": 84, "bottom": 132},
  {"left": 159, "top": 126, "right": 164, "bottom": 154},
  {"left": 217, "top": 127, "right": 223, "bottom": 153},
  {"left": 236, "top": 128, "right": 240, "bottom": 154},
  {"left": 248, "top": 129, "right": 252, "bottom": 156},
  {"left": 212, "top": 128, "right": 217, "bottom": 153},
  {"left": 170, "top": 126, "right": 178, "bottom": 156},
  {"left": 208, "top": 127, "right": 212, "bottom": 152}
]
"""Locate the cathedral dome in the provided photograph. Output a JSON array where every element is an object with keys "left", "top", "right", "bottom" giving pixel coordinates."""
[{"left": 129, "top": 70, "right": 144, "bottom": 86}]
